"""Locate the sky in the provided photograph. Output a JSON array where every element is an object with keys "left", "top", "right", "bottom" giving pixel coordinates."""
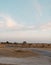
[{"left": 0, "top": 0, "right": 51, "bottom": 43}]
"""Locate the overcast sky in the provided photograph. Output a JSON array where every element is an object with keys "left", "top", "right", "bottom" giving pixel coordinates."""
[{"left": 0, "top": 0, "right": 51, "bottom": 43}]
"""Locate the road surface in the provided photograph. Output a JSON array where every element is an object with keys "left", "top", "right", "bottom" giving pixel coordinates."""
[{"left": 26, "top": 48, "right": 51, "bottom": 57}]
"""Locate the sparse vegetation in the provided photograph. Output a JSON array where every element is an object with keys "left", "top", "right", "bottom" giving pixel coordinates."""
[
  {"left": 0, "top": 41, "right": 51, "bottom": 48},
  {"left": 23, "top": 41, "right": 27, "bottom": 44}
]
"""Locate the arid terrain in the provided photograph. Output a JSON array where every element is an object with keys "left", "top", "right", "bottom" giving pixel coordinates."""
[
  {"left": 0, "top": 48, "right": 39, "bottom": 58},
  {"left": 0, "top": 42, "right": 51, "bottom": 65}
]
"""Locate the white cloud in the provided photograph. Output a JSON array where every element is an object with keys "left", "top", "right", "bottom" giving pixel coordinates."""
[
  {"left": 40, "top": 22, "right": 51, "bottom": 31},
  {"left": 4, "top": 16, "right": 24, "bottom": 30},
  {"left": 0, "top": 14, "right": 51, "bottom": 32},
  {"left": 0, "top": 15, "right": 25, "bottom": 30},
  {"left": 5, "top": 17, "right": 17, "bottom": 28},
  {"left": 0, "top": 14, "right": 35, "bottom": 31},
  {"left": 0, "top": 14, "right": 51, "bottom": 43}
]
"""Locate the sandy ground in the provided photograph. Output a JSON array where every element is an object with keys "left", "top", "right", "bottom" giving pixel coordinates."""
[
  {"left": 0, "top": 48, "right": 51, "bottom": 65},
  {"left": 0, "top": 48, "right": 39, "bottom": 58}
]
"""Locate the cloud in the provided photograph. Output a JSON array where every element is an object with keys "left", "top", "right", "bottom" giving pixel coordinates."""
[
  {"left": 0, "top": 14, "right": 51, "bottom": 32},
  {"left": 0, "top": 14, "right": 35, "bottom": 31},
  {"left": 0, "top": 15, "right": 24, "bottom": 30},
  {"left": 0, "top": 14, "right": 50, "bottom": 43},
  {"left": 40, "top": 22, "right": 51, "bottom": 31},
  {"left": 5, "top": 17, "right": 17, "bottom": 28}
]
